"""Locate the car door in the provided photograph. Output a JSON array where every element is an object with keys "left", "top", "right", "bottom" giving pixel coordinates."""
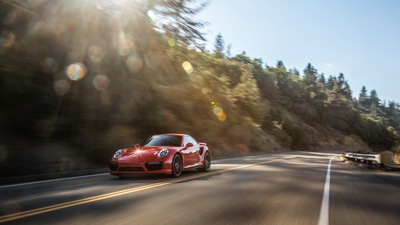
[
  {"left": 181, "top": 136, "right": 199, "bottom": 167},
  {"left": 187, "top": 136, "right": 200, "bottom": 166}
]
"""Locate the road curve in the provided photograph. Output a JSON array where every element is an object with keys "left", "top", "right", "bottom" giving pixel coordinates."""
[{"left": 0, "top": 151, "right": 399, "bottom": 225}]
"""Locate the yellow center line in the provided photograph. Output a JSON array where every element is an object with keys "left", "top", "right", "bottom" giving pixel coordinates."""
[{"left": 0, "top": 157, "right": 292, "bottom": 223}]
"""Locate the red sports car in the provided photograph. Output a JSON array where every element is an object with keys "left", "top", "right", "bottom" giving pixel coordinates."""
[{"left": 109, "top": 133, "right": 211, "bottom": 177}]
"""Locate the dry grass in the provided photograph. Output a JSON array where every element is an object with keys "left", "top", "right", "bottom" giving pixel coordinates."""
[{"left": 394, "top": 154, "right": 400, "bottom": 164}]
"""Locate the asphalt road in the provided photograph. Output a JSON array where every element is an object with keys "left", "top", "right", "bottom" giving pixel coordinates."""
[{"left": 0, "top": 151, "right": 399, "bottom": 225}]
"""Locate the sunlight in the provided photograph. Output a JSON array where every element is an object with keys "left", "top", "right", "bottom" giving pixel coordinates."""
[
  {"left": 65, "top": 63, "right": 87, "bottom": 81},
  {"left": 95, "top": 0, "right": 148, "bottom": 18},
  {"left": 126, "top": 52, "right": 144, "bottom": 73},
  {"left": 118, "top": 32, "right": 132, "bottom": 56},
  {"left": 147, "top": 10, "right": 157, "bottom": 21},
  {"left": 168, "top": 39, "right": 176, "bottom": 47},
  {"left": 182, "top": 61, "right": 194, "bottom": 74},
  {"left": 213, "top": 104, "right": 227, "bottom": 122}
]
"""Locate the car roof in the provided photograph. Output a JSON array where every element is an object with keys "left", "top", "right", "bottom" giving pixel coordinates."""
[{"left": 154, "top": 133, "right": 187, "bottom": 137}]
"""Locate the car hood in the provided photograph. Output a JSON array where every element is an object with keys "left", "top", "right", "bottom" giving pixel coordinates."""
[{"left": 116, "top": 146, "right": 178, "bottom": 161}]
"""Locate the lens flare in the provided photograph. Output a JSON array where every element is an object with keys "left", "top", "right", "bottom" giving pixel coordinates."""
[
  {"left": 147, "top": 10, "right": 157, "bottom": 21},
  {"left": 126, "top": 53, "right": 143, "bottom": 73},
  {"left": 168, "top": 39, "right": 175, "bottom": 47},
  {"left": 213, "top": 105, "right": 227, "bottom": 122},
  {"left": 88, "top": 46, "right": 104, "bottom": 63},
  {"left": 118, "top": 32, "right": 132, "bottom": 56},
  {"left": 182, "top": 61, "right": 193, "bottom": 73},
  {"left": 213, "top": 105, "right": 223, "bottom": 115},
  {"left": 92, "top": 74, "right": 110, "bottom": 91},
  {"left": 218, "top": 112, "right": 227, "bottom": 122},
  {"left": 53, "top": 79, "right": 71, "bottom": 96},
  {"left": 66, "top": 63, "right": 87, "bottom": 81}
]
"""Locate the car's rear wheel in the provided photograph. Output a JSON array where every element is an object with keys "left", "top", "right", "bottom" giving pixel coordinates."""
[
  {"left": 198, "top": 152, "right": 211, "bottom": 172},
  {"left": 171, "top": 154, "right": 182, "bottom": 177}
]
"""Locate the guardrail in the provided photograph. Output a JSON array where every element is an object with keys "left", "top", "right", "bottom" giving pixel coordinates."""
[{"left": 343, "top": 151, "right": 393, "bottom": 165}]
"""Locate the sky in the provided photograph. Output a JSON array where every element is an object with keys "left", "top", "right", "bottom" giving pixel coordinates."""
[{"left": 196, "top": 0, "right": 400, "bottom": 103}]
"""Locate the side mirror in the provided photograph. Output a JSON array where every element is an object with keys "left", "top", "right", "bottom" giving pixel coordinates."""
[
  {"left": 185, "top": 143, "right": 194, "bottom": 149},
  {"left": 134, "top": 143, "right": 140, "bottom": 149}
]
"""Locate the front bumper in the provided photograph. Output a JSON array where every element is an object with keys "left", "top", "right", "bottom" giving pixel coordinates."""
[{"left": 109, "top": 160, "right": 172, "bottom": 175}]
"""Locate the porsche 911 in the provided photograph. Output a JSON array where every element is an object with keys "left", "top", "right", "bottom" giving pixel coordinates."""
[{"left": 109, "top": 133, "right": 211, "bottom": 177}]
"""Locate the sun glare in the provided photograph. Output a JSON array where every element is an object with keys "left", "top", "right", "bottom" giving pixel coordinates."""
[{"left": 66, "top": 63, "right": 87, "bottom": 81}]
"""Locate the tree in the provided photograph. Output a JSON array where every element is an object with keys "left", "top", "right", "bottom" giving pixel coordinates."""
[
  {"left": 335, "top": 73, "right": 352, "bottom": 100},
  {"left": 213, "top": 33, "right": 225, "bottom": 58},
  {"left": 276, "top": 60, "right": 286, "bottom": 70},
  {"left": 326, "top": 75, "right": 336, "bottom": 90},
  {"left": 370, "top": 89, "right": 380, "bottom": 107},
  {"left": 289, "top": 68, "right": 300, "bottom": 76},
  {"left": 226, "top": 43, "right": 232, "bottom": 58},
  {"left": 359, "top": 86, "right": 369, "bottom": 108},
  {"left": 337, "top": 73, "right": 345, "bottom": 87},
  {"left": 231, "top": 52, "right": 252, "bottom": 64},
  {"left": 0, "top": 0, "right": 213, "bottom": 176},
  {"left": 318, "top": 74, "right": 326, "bottom": 85},
  {"left": 303, "top": 63, "right": 318, "bottom": 85},
  {"left": 152, "top": 0, "right": 209, "bottom": 47}
]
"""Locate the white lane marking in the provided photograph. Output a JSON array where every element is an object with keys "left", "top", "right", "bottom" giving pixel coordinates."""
[
  {"left": 0, "top": 173, "right": 109, "bottom": 189},
  {"left": 318, "top": 156, "right": 335, "bottom": 225}
]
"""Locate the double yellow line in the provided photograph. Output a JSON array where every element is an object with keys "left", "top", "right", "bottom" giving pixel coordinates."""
[{"left": 0, "top": 157, "right": 289, "bottom": 223}]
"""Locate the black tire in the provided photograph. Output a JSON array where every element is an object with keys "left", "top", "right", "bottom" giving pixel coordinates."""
[
  {"left": 171, "top": 154, "right": 182, "bottom": 177},
  {"left": 198, "top": 152, "right": 211, "bottom": 172}
]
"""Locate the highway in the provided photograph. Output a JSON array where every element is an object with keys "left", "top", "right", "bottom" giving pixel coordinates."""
[{"left": 0, "top": 151, "right": 399, "bottom": 225}]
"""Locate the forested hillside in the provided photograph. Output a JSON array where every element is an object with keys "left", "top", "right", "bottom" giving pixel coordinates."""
[{"left": 1, "top": 0, "right": 399, "bottom": 176}]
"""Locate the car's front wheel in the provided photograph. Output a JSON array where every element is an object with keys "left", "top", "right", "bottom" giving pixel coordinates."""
[
  {"left": 171, "top": 154, "right": 182, "bottom": 177},
  {"left": 198, "top": 152, "right": 211, "bottom": 172}
]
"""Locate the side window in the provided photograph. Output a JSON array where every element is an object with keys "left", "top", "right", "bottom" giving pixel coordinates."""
[
  {"left": 191, "top": 137, "right": 199, "bottom": 145},
  {"left": 184, "top": 136, "right": 198, "bottom": 146},
  {"left": 182, "top": 137, "right": 189, "bottom": 147}
]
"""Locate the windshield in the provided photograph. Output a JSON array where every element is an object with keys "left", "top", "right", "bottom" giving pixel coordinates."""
[{"left": 142, "top": 135, "right": 182, "bottom": 147}]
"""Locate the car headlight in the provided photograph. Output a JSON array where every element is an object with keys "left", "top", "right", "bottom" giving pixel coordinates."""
[
  {"left": 157, "top": 148, "right": 169, "bottom": 158},
  {"left": 113, "top": 149, "right": 122, "bottom": 159}
]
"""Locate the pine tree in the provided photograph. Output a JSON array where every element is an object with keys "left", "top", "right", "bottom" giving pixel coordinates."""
[
  {"left": 291, "top": 68, "right": 300, "bottom": 76},
  {"left": 327, "top": 76, "right": 335, "bottom": 90},
  {"left": 276, "top": 60, "right": 286, "bottom": 70},
  {"left": 318, "top": 74, "right": 326, "bottom": 85},
  {"left": 359, "top": 86, "right": 369, "bottom": 108},
  {"left": 152, "top": 0, "right": 209, "bottom": 46},
  {"left": 213, "top": 33, "right": 225, "bottom": 58},
  {"left": 226, "top": 43, "right": 232, "bottom": 58},
  {"left": 370, "top": 89, "right": 380, "bottom": 107},
  {"left": 303, "top": 63, "right": 318, "bottom": 85}
]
